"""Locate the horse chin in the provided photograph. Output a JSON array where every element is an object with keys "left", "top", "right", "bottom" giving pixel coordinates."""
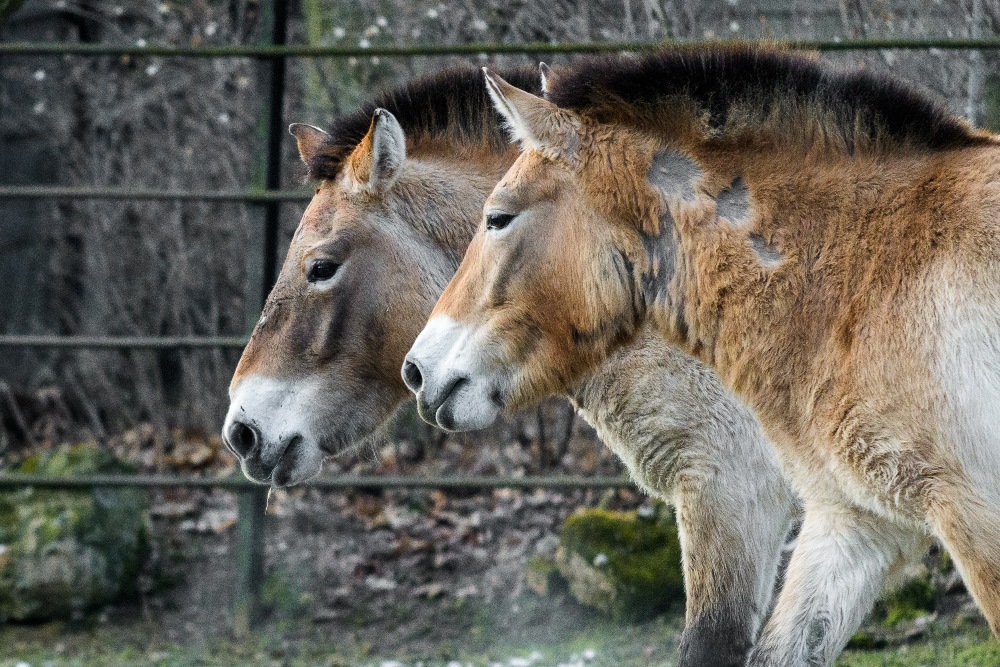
[
  {"left": 404, "top": 315, "right": 512, "bottom": 431},
  {"left": 270, "top": 450, "right": 325, "bottom": 488}
]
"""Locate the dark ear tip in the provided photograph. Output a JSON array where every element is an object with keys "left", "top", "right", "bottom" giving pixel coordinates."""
[
  {"left": 288, "top": 123, "right": 305, "bottom": 137},
  {"left": 372, "top": 108, "right": 402, "bottom": 131}
]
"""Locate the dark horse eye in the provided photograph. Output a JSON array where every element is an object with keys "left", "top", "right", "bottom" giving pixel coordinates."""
[
  {"left": 486, "top": 212, "right": 517, "bottom": 231},
  {"left": 307, "top": 259, "right": 340, "bottom": 283}
]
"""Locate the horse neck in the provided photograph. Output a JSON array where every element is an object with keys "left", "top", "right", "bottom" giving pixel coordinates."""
[
  {"left": 634, "top": 134, "right": 959, "bottom": 430},
  {"left": 568, "top": 325, "right": 793, "bottom": 524},
  {"left": 635, "top": 136, "right": 831, "bottom": 405}
]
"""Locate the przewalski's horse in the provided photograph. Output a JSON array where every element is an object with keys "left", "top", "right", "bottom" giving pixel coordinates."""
[
  {"left": 404, "top": 46, "right": 1000, "bottom": 665},
  {"left": 222, "top": 67, "right": 794, "bottom": 666}
]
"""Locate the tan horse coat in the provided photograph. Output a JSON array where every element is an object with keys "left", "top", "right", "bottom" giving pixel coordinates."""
[{"left": 406, "top": 47, "right": 1000, "bottom": 665}]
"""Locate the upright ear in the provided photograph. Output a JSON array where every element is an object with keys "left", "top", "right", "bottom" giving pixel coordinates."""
[
  {"left": 344, "top": 108, "right": 406, "bottom": 192},
  {"left": 483, "top": 68, "right": 580, "bottom": 157},
  {"left": 538, "top": 62, "right": 556, "bottom": 96},
  {"left": 289, "top": 123, "right": 334, "bottom": 174}
]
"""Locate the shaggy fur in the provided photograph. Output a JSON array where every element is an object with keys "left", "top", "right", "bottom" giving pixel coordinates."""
[
  {"left": 419, "top": 46, "right": 1000, "bottom": 666},
  {"left": 546, "top": 44, "right": 990, "bottom": 153},
  {"left": 305, "top": 67, "right": 540, "bottom": 180}
]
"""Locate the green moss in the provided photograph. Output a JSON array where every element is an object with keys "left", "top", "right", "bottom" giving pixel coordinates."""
[
  {"left": 938, "top": 550, "right": 955, "bottom": 574},
  {"left": 883, "top": 575, "right": 937, "bottom": 626},
  {"left": 556, "top": 504, "right": 683, "bottom": 622},
  {"left": 0, "top": 443, "right": 147, "bottom": 621},
  {"left": 847, "top": 569, "right": 939, "bottom": 650}
]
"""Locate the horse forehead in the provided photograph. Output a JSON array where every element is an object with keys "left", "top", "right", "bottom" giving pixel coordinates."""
[
  {"left": 521, "top": 151, "right": 559, "bottom": 178},
  {"left": 297, "top": 188, "right": 372, "bottom": 241},
  {"left": 497, "top": 152, "right": 565, "bottom": 200}
]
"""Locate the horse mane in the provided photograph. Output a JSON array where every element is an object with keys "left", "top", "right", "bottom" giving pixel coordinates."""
[
  {"left": 545, "top": 44, "right": 989, "bottom": 152},
  {"left": 307, "top": 66, "right": 540, "bottom": 179}
]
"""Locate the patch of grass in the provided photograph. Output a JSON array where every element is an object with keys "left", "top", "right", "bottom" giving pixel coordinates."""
[
  {"left": 0, "top": 604, "right": 997, "bottom": 667},
  {"left": 260, "top": 567, "right": 315, "bottom": 621},
  {"left": 882, "top": 575, "right": 938, "bottom": 627},
  {"left": 393, "top": 614, "right": 683, "bottom": 667},
  {"left": 836, "top": 627, "right": 999, "bottom": 667},
  {"left": 0, "top": 622, "right": 352, "bottom": 667}
]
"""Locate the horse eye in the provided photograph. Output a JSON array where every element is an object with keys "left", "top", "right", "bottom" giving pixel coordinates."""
[
  {"left": 486, "top": 212, "right": 517, "bottom": 231},
  {"left": 307, "top": 259, "right": 340, "bottom": 283}
]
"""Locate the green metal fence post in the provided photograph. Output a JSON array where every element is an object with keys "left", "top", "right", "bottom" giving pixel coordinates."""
[
  {"left": 233, "top": 0, "right": 290, "bottom": 637},
  {"left": 234, "top": 485, "right": 268, "bottom": 636}
]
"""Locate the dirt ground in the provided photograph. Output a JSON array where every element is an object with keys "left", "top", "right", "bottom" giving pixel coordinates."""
[
  {"left": 2, "top": 413, "right": 1000, "bottom": 666},
  {"left": 0, "top": 478, "right": 678, "bottom": 666},
  {"left": 142, "top": 482, "right": 645, "bottom": 654},
  {"left": 2, "top": 478, "right": 999, "bottom": 667}
]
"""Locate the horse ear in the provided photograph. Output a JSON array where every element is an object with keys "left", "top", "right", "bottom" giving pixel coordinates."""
[
  {"left": 538, "top": 62, "right": 556, "bottom": 96},
  {"left": 288, "top": 123, "right": 332, "bottom": 166},
  {"left": 344, "top": 108, "right": 406, "bottom": 192},
  {"left": 483, "top": 68, "right": 579, "bottom": 156}
]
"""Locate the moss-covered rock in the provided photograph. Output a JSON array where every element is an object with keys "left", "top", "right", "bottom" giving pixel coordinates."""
[
  {"left": 0, "top": 443, "right": 148, "bottom": 621},
  {"left": 554, "top": 504, "right": 683, "bottom": 622}
]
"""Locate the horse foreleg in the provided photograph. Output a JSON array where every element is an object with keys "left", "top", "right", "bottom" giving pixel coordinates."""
[
  {"left": 747, "top": 503, "right": 922, "bottom": 667},
  {"left": 673, "top": 469, "right": 795, "bottom": 667}
]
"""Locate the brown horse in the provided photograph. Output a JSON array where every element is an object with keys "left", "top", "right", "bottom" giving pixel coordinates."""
[
  {"left": 223, "top": 67, "right": 794, "bottom": 666},
  {"left": 405, "top": 46, "right": 1000, "bottom": 665}
]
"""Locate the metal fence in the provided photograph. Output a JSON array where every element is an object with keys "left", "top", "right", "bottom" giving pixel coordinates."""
[{"left": 3, "top": 3, "right": 1000, "bottom": 634}]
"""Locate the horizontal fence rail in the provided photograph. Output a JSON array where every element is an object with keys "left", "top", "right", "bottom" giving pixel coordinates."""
[
  {"left": 5, "top": 37, "right": 1000, "bottom": 59},
  {"left": 0, "top": 186, "right": 312, "bottom": 202},
  {"left": 0, "top": 473, "right": 633, "bottom": 490},
  {"left": 0, "top": 335, "right": 248, "bottom": 349}
]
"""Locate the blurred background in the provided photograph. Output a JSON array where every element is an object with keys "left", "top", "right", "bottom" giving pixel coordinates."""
[{"left": 2, "top": 1, "right": 1000, "bottom": 666}]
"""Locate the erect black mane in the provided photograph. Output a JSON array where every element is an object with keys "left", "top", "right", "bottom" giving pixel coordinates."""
[
  {"left": 307, "top": 66, "right": 540, "bottom": 179},
  {"left": 546, "top": 44, "right": 987, "bottom": 151}
]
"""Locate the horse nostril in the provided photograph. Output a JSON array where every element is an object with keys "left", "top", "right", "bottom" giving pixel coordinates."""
[
  {"left": 227, "top": 420, "right": 259, "bottom": 458},
  {"left": 402, "top": 358, "right": 424, "bottom": 393}
]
